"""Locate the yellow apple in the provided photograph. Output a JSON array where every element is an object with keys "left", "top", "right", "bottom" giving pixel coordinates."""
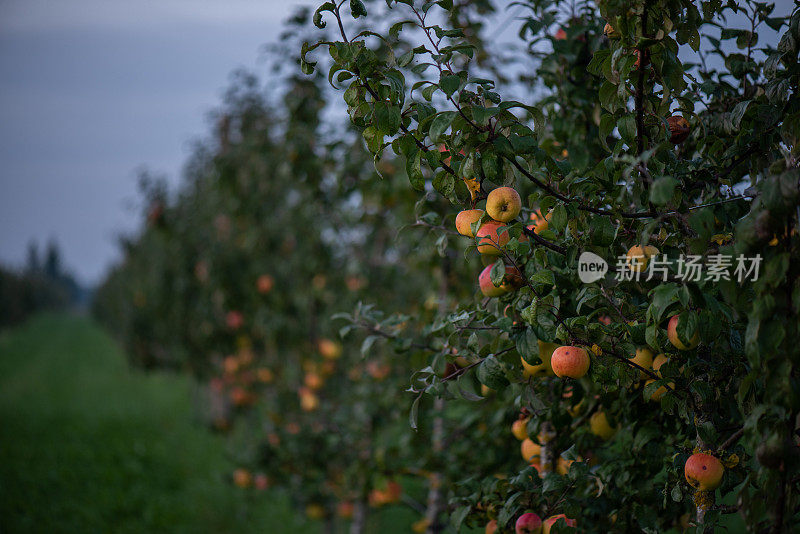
[
  {"left": 589, "top": 411, "right": 617, "bottom": 440},
  {"left": 512, "top": 417, "right": 530, "bottom": 440},
  {"left": 625, "top": 245, "right": 659, "bottom": 273},
  {"left": 521, "top": 438, "right": 542, "bottom": 463},
  {"left": 456, "top": 209, "right": 485, "bottom": 237},
  {"left": 486, "top": 186, "right": 522, "bottom": 222},
  {"left": 630, "top": 347, "right": 654, "bottom": 379}
]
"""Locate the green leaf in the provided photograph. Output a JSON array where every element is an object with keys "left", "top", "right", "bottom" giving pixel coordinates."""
[
  {"left": 618, "top": 115, "right": 636, "bottom": 144},
  {"left": 490, "top": 259, "right": 505, "bottom": 286},
  {"left": 432, "top": 171, "right": 455, "bottom": 198},
  {"left": 349, "top": 0, "right": 367, "bottom": 18},
  {"left": 589, "top": 217, "right": 617, "bottom": 246},
  {"left": 429, "top": 111, "right": 456, "bottom": 143},
  {"left": 550, "top": 204, "right": 567, "bottom": 233},
  {"left": 407, "top": 151, "right": 424, "bottom": 191},
  {"left": 477, "top": 356, "right": 509, "bottom": 390},
  {"left": 729, "top": 100, "right": 751, "bottom": 129},
  {"left": 440, "top": 73, "right": 461, "bottom": 97},
  {"left": 313, "top": 1, "right": 336, "bottom": 28},
  {"left": 649, "top": 176, "right": 678, "bottom": 205},
  {"left": 409, "top": 395, "right": 420, "bottom": 430}
]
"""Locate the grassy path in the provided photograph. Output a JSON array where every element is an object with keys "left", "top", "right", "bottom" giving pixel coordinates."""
[{"left": 0, "top": 313, "right": 309, "bottom": 534}]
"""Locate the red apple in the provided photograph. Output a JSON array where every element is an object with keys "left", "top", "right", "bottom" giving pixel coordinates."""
[
  {"left": 256, "top": 274, "right": 274, "bottom": 293},
  {"left": 667, "top": 314, "right": 699, "bottom": 350},
  {"left": 516, "top": 512, "right": 543, "bottom": 533},
  {"left": 476, "top": 221, "right": 509, "bottom": 255},
  {"left": 226, "top": 310, "right": 243, "bottom": 330},
  {"left": 543, "top": 514, "right": 576, "bottom": 533},
  {"left": 684, "top": 453, "right": 724, "bottom": 491},
  {"left": 551, "top": 346, "right": 590, "bottom": 378},
  {"left": 479, "top": 264, "right": 524, "bottom": 297}
]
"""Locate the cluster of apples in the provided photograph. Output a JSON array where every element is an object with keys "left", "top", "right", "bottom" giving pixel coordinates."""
[
  {"left": 454, "top": 186, "right": 531, "bottom": 297},
  {"left": 298, "top": 338, "right": 343, "bottom": 412},
  {"left": 484, "top": 512, "right": 576, "bottom": 533},
  {"left": 514, "top": 415, "right": 583, "bottom": 476},
  {"left": 232, "top": 468, "right": 269, "bottom": 490}
]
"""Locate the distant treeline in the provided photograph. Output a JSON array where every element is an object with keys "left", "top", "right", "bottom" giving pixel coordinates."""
[{"left": 0, "top": 240, "right": 83, "bottom": 328}]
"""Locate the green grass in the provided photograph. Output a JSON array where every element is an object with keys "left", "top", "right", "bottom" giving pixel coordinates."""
[{"left": 0, "top": 313, "right": 312, "bottom": 534}]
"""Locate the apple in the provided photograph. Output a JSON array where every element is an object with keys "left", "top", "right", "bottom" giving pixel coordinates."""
[
  {"left": 529, "top": 210, "right": 551, "bottom": 235},
  {"left": 485, "top": 519, "right": 498, "bottom": 534},
  {"left": 304, "top": 372, "right": 323, "bottom": 390},
  {"left": 668, "top": 116, "right": 690, "bottom": 144},
  {"left": 486, "top": 187, "right": 522, "bottom": 222},
  {"left": 456, "top": 209, "right": 485, "bottom": 237},
  {"left": 476, "top": 221, "right": 510, "bottom": 255},
  {"left": 684, "top": 453, "right": 724, "bottom": 491},
  {"left": 652, "top": 353, "right": 668, "bottom": 376},
  {"left": 223, "top": 356, "right": 239, "bottom": 375},
  {"left": 645, "top": 378, "right": 673, "bottom": 401},
  {"left": 233, "top": 468, "right": 252, "bottom": 488},
  {"left": 366, "top": 360, "right": 391, "bottom": 380},
  {"left": 667, "top": 314, "right": 699, "bottom": 350},
  {"left": 337, "top": 501, "right": 354, "bottom": 519},
  {"left": 299, "top": 388, "right": 320, "bottom": 411},
  {"left": 479, "top": 264, "right": 512, "bottom": 297},
  {"left": 305, "top": 504, "right": 326, "bottom": 519},
  {"left": 254, "top": 473, "right": 269, "bottom": 490},
  {"left": 554, "top": 27, "right": 567, "bottom": 40},
  {"left": 522, "top": 341, "right": 558, "bottom": 377},
  {"left": 556, "top": 457, "right": 575, "bottom": 476},
  {"left": 543, "top": 514, "right": 577, "bottom": 533},
  {"left": 625, "top": 245, "right": 659, "bottom": 272},
  {"left": 516, "top": 512, "right": 543, "bottom": 534},
  {"left": 226, "top": 310, "right": 244, "bottom": 330},
  {"left": 384, "top": 480, "right": 402, "bottom": 502},
  {"left": 589, "top": 411, "right": 617, "bottom": 440},
  {"left": 318, "top": 338, "right": 343, "bottom": 359},
  {"left": 521, "top": 438, "right": 542, "bottom": 463},
  {"left": 630, "top": 347, "right": 654, "bottom": 379},
  {"left": 551, "top": 346, "right": 591, "bottom": 378},
  {"left": 512, "top": 417, "right": 530, "bottom": 440},
  {"left": 256, "top": 274, "right": 274, "bottom": 294}
]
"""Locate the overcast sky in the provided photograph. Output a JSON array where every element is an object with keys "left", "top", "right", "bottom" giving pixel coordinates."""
[
  {"left": 0, "top": 0, "right": 792, "bottom": 285},
  {"left": 0, "top": 0, "right": 303, "bottom": 284}
]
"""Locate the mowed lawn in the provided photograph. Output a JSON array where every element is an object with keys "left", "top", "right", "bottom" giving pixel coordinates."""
[{"left": 0, "top": 313, "right": 312, "bottom": 534}]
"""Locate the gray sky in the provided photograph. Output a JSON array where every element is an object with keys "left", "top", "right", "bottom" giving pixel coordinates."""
[
  {"left": 0, "top": 0, "right": 792, "bottom": 285},
  {"left": 0, "top": 0, "right": 302, "bottom": 284}
]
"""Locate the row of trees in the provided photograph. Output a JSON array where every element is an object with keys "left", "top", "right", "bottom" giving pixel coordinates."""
[
  {"left": 97, "top": 0, "right": 799, "bottom": 532},
  {"left": 1, "top": 241, "right": 82, "bottom": 328}
]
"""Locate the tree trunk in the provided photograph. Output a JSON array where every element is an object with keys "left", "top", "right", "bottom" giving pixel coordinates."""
[
  {"left": 425, "top": 257, "right": 451, "bottom": 534},
  {"left": 350, "top": 499, "right": 367, "bottom": 534},
  {"left": 424, "top": 397, "right": 446, "bottom": 534}
]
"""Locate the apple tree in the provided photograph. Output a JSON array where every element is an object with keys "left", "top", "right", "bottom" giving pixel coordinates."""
[{"left": 303, "top": 0, "right": 800, "bottom": 531}]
